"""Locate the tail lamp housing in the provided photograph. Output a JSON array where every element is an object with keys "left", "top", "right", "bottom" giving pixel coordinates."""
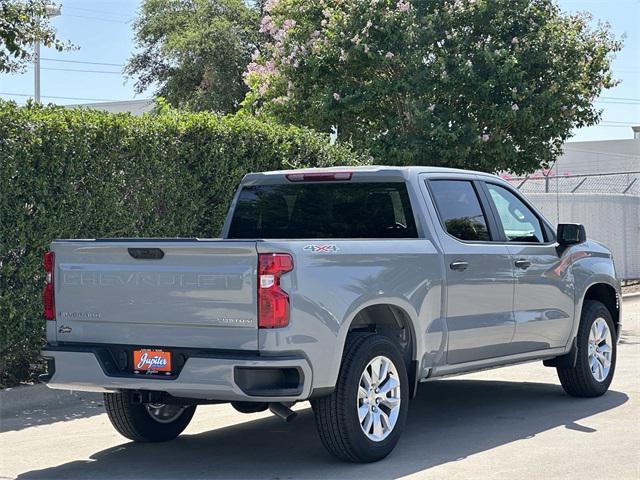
[
  {"left": 43, "top": 251, "right": 55, "bottom": 320},
  {"left": 258, "top": 253, "right": 293, "bottom": 328}
]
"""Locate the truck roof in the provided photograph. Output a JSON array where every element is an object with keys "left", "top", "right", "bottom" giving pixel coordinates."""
[{"left": 246, "top": 165, "right": 502, "bottom": 182}]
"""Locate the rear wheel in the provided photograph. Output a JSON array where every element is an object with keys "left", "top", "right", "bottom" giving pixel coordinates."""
[
  {"left": 557, "top": 300, "right": 617, "bottom": 397},
  {"left": 104, "top": 392, "right": 196, "bottom": 442},
  {"left": 312, "top": 334, "right": 409, "bottom": 462}
]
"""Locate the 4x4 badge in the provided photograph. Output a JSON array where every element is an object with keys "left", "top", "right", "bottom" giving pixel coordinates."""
[{"left": 304, "top": 244, "right": 340, "bottom": 253}]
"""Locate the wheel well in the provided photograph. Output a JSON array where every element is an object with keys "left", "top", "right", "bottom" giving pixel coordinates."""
[
  {"left": 348, "top": 304, "right": 417, "bottom": 395},
  {"left": 584, "top": 283, "right": 620, "bottom": 336}
]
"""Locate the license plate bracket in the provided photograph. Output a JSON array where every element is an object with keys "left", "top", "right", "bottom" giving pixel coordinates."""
[{"left": 132, "top": 349, "right": 172, "bottom": 375}]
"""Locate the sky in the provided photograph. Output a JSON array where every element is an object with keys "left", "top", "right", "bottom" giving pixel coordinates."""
[{"left": 0, "top": 0, "right": 638, "bottom": 142}]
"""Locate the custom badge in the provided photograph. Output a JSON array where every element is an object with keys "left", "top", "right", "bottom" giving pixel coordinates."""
[{"left": 303, "top": 244, "right": 340, "bottom": 253}]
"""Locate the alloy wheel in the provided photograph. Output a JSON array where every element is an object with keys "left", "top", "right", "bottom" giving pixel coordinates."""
[
  {"left": 145, "top": 403, "right": 187, "bottom": 424},
  {"left": 357, "top": 355, "right": 402, "bottom": 442},
  {"left": 588, "top": 317, "right": 613, "bottom": 382}
]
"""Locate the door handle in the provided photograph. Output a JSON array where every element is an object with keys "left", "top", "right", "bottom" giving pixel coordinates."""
[
  {"left": 514, "top": 259, "right": 531, "bottom": 269},
  {"left": 450, "top": 261, "right": 469, "bottom": 271}
]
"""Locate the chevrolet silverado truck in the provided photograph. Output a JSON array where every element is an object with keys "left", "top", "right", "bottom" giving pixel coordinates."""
[{"left": 41, "top": 166, "right": 621, "bottom": 462}]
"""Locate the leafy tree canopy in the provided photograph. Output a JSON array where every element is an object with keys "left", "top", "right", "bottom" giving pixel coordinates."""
[
  {"left": 243, "top": 0, "right": 621, "bottom": 173},
  {"left": 126, "top": 0, "right": 261, "bottom": 113},
  {"left": 0, "top": 0, "right": 71, "bottom": 73}
]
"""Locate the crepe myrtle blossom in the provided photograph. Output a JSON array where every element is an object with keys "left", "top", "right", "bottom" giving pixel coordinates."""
[
  {"left": 265, "top": 0, "right": 279, "bottom": 12},
  {"left": 333, "top": 92, "right": 341, "bottom": 101},
  {"left": 385, "top": 52, "right": 395, "bottom": 59},
  {"left": 511, "top": 37, "right": 519, "bottom": 44},
  {"left": 260, "top": 16, "right": 275, "bottom": 34},
  {"left": 481, "top": 134, "right": 490, "bottom": 142},
  {"left": 244, "top": 60, "right": 277, "bottom": 78},
  {"left": 511, "top": 103, "right": 519, "bottom": 111},
  {"left": 397, "top": 0, "right": 410, "bottom": 12},
  {"left": 282, "top": 19, "right": 296, "bottom": 30}
]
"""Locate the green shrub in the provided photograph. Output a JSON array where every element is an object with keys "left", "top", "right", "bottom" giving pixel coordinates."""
[{"left": 0, "top": 101, "right": 366, "bottom": 386}]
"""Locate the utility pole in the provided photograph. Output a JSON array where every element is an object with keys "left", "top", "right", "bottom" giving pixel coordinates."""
[
  {"left": 34, "top": 41, "right": 41, "bottom": 103},
  {"left": 34, "top": 4, "right": 62, "bottom": 103}
]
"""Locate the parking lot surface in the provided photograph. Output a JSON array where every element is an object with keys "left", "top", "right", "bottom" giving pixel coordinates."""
[{"left": 1, "top": 297, "right": 638, "bottom": 480}]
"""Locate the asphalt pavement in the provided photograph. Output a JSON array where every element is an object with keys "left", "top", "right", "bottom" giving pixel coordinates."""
[{"left": 1, "top": 296, "right": 638, "bottom": 480}]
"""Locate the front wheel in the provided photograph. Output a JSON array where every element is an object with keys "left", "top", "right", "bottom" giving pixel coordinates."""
[
  {"left": 104, "top": 392, "right": 196, "bottom": 442},
  {"left": 312, "top": 334, "right": 409, "bottom": 462},
  {"left": 557, "top": 300, "right": 617, "bottom": 397}
]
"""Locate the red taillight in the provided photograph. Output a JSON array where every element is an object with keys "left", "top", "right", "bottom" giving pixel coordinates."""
[
  {"left": 286, "top": 171, "right": 352, "bottom": 182},
  {"left": 258, "top": 253, "right": 293, "bottom": 328},
  {"left": 43, "top": 251, "right": 55, "bottom": 320}
]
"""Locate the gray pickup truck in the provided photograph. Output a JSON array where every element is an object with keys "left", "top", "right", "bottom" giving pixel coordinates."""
[{"left": 41, "top": 166, "right": 620, "bottom": 462}]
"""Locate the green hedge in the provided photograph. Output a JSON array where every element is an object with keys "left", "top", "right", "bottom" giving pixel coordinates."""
[{"left": 0, "top": 101, "right": 366, "bottom": 386}]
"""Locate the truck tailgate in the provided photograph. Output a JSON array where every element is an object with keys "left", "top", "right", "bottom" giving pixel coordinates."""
[{"left": 51, "top": 240, "right": 258, "bottom": 350}]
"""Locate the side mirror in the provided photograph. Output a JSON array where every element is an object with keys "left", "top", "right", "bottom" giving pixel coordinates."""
[{"left": 557, "top": 223, "right": 586, "bottom": 246}]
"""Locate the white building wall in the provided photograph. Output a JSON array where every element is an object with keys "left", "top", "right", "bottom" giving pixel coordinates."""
[{"left": 552, "top": 139, "right": 639, "bottom": 175}]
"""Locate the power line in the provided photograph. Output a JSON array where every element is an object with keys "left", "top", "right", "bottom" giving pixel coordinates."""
[
  {"left": 599, "top": 96, "right": 640, "bottom": 103},
  {"left": 39, "top": 67, "right": 123, "bottom": 74},
  {"left": 593, "top": 100, "right": 640, "bottom": 107},
  {"left": 41, "top": 57, "right": 124, "bottom": 67},
  {"left": 0, "top": 92, "right": 119, "bottom": 102},
  {"left": 595, "top": 100, "right": 637, "bottom": 104},
  {"left": 64, "top": 13, "right": 130, "bottom": 24},
  {"left": 64, "top": 6, "right": 132, "bottom": 21}
]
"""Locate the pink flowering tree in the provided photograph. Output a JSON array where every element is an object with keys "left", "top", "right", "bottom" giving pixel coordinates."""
[{"left": 242, "top": 0, "right": 621, "bottom": 174}]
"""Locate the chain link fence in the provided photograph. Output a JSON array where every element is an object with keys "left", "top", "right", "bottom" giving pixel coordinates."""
[{"left": 503, "top": 171, "right": 640, "bottom": 196}]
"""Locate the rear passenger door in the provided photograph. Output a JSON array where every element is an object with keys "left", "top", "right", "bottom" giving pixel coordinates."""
[
  {"left": 481, "top": 182, "right": 574, "bottom": 350},
  {"left": 424, "top": 176, "right": 516, "bottom": 364}
]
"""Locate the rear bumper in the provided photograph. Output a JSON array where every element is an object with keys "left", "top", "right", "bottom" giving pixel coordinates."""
[{"left": 41, "top": 344, "right": 312, "bottom": 402}]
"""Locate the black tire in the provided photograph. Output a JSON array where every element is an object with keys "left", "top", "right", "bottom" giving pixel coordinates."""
[
  {"left": 104, "top": 392, "right": 196, "bottom": 442},
  {"left": 557, "top": 300, "right": 617, "bottom": 397},
  {"left": 311, "top": 334, "right": 409, "bottom": 463}
]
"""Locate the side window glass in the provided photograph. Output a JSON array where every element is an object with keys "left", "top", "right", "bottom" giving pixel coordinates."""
[
  {"left": 486, "top": 184, "right": 544, "bottom": 243},
  {"left": 429, "top": 180, "right": 491, "bottom": 241}
]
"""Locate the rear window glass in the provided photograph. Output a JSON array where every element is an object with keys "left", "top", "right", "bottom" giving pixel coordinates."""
[
  {"left": 227, "top": 182, "right": 418, "bottom": 239},
  {"left": 429, "top": 180, "right": 491, "bottom": 241}
]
